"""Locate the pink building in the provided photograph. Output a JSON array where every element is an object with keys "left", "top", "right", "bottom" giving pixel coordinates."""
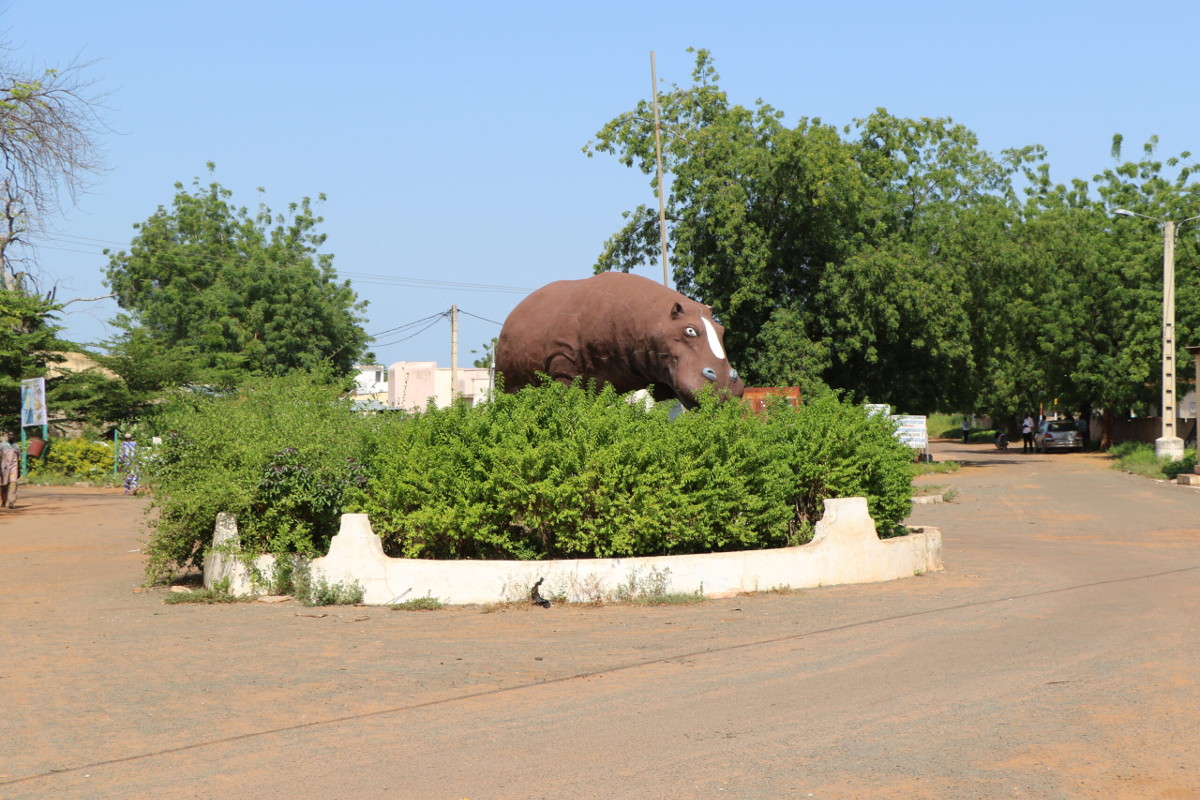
[{"left": 387, "top": 362, "right": 493, "bottom": 411}]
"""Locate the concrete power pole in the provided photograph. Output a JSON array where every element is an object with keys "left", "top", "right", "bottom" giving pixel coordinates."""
[
  {"left": 1159, "top": 220, "right": 1182, "bottom": 459},
  {"left": 450, "top": 304, "right": 458, "bottom": 403}
]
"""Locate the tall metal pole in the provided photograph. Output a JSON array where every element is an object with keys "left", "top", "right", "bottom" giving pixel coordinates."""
[
  {"left": 650, "top": 51, "right": 669, "bottom": 287},
  {"left": 1158, "top": 221, "right": 1183, "bottom": 459},
  {"left": 450, "top": 305, "right": 458, "bottom": 404}
]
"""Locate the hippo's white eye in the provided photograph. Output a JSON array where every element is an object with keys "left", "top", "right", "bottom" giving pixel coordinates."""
[{"left": 685, "top": 326, "right": 698, "bottom": 337}]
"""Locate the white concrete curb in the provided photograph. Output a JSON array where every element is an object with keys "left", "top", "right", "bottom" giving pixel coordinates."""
[{"left": 204, "top": 497, "right": 942, "bottom": 605}]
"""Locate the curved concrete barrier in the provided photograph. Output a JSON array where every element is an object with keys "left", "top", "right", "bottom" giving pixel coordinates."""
[{"left": 205, "top": 497, "right": 941, "bottom": 605}]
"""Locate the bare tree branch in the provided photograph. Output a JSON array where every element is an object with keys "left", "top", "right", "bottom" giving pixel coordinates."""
[
  {"left": 57, "top": 292, "right": 114, "bottom": 308},
  {"left": 0, "top": 51, "right": 109, "bottom": 290}
]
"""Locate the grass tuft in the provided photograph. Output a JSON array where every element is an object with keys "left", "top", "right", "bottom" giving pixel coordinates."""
[{"left": 391, "top": 596, "right": 445, "bottom": 611}]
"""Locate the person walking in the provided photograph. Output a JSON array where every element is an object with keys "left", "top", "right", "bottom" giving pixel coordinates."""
[
  {"left": 119, "top": 434, "right": 139, "bottom": 496},
  {"left": 961, "top": 416, "right": 971, "bottom": 443},
  {"left": 1022, "top": 414, "right": 1035, "bottom": 453},
  {"left": 0, "top": 433, "right": 19, "bottom": 509}
]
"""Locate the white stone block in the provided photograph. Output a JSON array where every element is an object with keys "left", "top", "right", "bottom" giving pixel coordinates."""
[{"left": 206, "top": 498, "right": 943, "bottom": 605}]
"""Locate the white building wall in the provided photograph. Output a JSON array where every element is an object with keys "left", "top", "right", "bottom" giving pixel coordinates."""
[{"left": 352, "top": 364, "right": 388, "bottom": 401}]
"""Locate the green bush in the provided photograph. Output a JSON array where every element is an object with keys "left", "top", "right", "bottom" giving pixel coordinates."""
[
  {"left": 1109, "top": 443, "right": 1196, "bottom": 480},
  {"left": 291, "top": 563, "right": 365, "bottom": 606},
  {"left": 763, "top": 396, "right": 916, "bottom": 538},
  {"left": 140, "top": 376, "right": 917, "bottom": 578},
  {"left": 1107, "top": 442, "right": 1196, "bottom": 480},
  {"left": 353, "top": 383, "right": 914, "bottom": 560},
  {"left": 1107, "top": 441, "right": 1144, "bottom": 459},
  {"left": 142, "top": 371, "right": 375, "bottom": 581},
  {"left": 1163, "top": 450, "right": 1197, "bottom": 480},
  {"left": 27, "top": 437, "right": 115, "bottom": 478}
]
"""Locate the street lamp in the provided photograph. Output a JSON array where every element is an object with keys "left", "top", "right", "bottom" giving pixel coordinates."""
[{"left": 1114, "top": 208, "right": 1200, "bottom": 460}]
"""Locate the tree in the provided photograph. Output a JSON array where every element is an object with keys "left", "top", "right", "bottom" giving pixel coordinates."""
[
  {"left": 1086, "top": 137, "right": 1200, "bottom": 444},
  {"left": 0, "top": 288, "right": 66, "bottom": 425},
  {"left": 0, "top": 46, "right": 107, "bottom": 428},
  {"left": 0, "top": 50, "right": 106, "bottom": 292},
  {"left": 587, "top": 50, "right": 1037, "bottom": 412},
  {"left": 472, "top": 337, "right": 498, "bottom": 369},
  {"left": 104, "top": 169, "right": 372, "bottom": 385},
  {"left": 588, "top": 51, "right": 875, "bottom": 384},
  {"left": 590, "top": 49, "right": 1200, "bottom": 429}
]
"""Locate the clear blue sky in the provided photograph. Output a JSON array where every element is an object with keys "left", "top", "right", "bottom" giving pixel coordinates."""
[{"left": 8, "top": 0, "right": 1197, "bottom": 368}]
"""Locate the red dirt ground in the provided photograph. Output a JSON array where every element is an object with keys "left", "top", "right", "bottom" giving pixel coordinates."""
[{"left": 2, "top": 442, "right": 1199, "bottom": 799}]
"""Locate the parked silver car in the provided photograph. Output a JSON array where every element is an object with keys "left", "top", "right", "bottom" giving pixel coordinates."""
[{"left": 1034, "top": 419, "right": 1083, "bottom": 452}]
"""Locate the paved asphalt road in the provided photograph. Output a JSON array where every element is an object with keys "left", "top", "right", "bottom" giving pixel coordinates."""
[{"left": 1, "top": 440, "right": 1198, "bottom": 799}]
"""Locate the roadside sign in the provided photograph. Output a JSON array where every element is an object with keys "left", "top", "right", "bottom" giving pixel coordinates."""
[
  {"left": 891, "top": 415, "right": 928, "bottom": 450},
  {"left": 20, "top": 378, "right": 47, "bottom": 427}
]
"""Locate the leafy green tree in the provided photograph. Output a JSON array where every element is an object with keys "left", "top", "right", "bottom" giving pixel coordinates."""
[
  {"left": 589, "top": 48, "right": 1200, "bottom": 430},
  {"left": 587, "top": 50, "right": 872, "bottom": 384},
  {"left": 952, "top": 136, "right": 1200, "bottom": 443},
  {"left": 1088, "top": 137, "right": 1200, "bottom": 443},
  {"left": 472, "top": 337, "right": 498, "bottom": 369},
  {"left": 588, "top": 50, "right": 1040, "bottom": 412},
  {"left": 43, "top": 367, "right": 137, "bottom": 430},
  {"left": 0, "top": 289, "right": 66, "bottom": 426},
  {"left": 104, "top": 169, "right": 371, "bottom": 385}
]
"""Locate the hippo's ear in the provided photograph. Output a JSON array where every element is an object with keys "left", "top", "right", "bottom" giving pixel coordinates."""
[{"left": 671, "top": 302, "right": 685, "bottom": 320}]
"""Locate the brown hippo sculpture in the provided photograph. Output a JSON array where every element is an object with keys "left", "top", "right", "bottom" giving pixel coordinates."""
[{"left": 494, "top": 272, "right": 744, "bottom": 408}]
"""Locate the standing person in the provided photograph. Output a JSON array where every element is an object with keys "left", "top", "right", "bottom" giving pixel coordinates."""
[
  {"left": 961, "top": 416, "right": 971, "bottom": 443},
  {"left": 119, "top": 433, "right": 139, "bottom": 496},
  {"left": 1022, "top": 414, "right": 1035, "bottom": 453},
  {"left": 1076, "top": 414, "right": 1089, "bottom": 450},
  {"left": 0, "top": 433, "right": 19, "bottom": 509}
]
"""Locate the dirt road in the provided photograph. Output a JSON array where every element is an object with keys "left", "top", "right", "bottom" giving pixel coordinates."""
[{"left": 2, "top": 442, "right": 1198, "bottom": 799}]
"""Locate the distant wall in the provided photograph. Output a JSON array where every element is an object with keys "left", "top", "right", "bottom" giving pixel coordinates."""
[{"left": 1109, "top": 416, "right": 1197, "bottom": 446}]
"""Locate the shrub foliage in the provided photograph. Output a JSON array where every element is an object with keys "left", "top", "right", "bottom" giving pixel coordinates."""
[
  {"left": 142, "top": 372, "right": 373, "bottom": 580},
  {"left": 353, "top": 382, "right": 914, "bottom": 560},
  {"left": 27, "top": 437, "right": 116, "bottom": 478},
  {"left": 140, "top": 377, "right": 916, "bottom": 578}
]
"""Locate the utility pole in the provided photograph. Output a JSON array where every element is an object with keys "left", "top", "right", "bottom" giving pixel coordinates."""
[
  {"left": 651, "top": 51, "right": 669, "bottom": 287},
  {"left": 1160, "top": 219, "right": 1180, "bottom": 455},
  {"left": 450, "top": 304, "right": 458, "bottom": 403},
  {"left": 1115, "top": 208, "right": 1195, "bottom": 460}
]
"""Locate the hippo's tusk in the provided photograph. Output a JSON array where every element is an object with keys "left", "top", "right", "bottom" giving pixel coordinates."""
[{"left": 700, "top": 317, "right": 726, "bottom": 361}]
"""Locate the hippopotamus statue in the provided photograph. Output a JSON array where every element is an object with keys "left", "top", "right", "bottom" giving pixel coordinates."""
[{"left": 494, "top": 272, "right": 744, "bottom": 408}]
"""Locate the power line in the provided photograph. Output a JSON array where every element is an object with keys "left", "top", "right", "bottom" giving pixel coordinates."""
[
  {"left": 33, "top": 233, "right": 534, "bottom": 296},
  {"left": 457, "top": 309, "right": 505, "bottom": 326},
  {"left": 43, "top": 232, "right": 133, "bottom": 247},
  {"left": 372, "top": 312, "right": 450, "bottom": 348},
  {"left": 339, "top": 271, "right": 530, "bottom": 293},
  {"left": 367, "top": 311, "right": 449, "bottom": 338},
  {"left": 33, "top": 243, "right": 112, "bottom": 257}
]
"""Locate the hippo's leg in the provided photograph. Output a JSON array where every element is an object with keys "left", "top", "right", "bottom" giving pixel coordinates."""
[
  {"left": 544, "top": 346, "right": 580, "bottom": 385},
  {"left": 650, "top": 384, "right": 679, "bottom": 403}
]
